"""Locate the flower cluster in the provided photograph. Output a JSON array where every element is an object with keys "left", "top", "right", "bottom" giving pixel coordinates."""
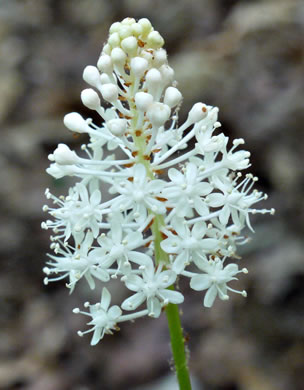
[{"left": 43, "top": 18, "right": 274, "bottom": 345}]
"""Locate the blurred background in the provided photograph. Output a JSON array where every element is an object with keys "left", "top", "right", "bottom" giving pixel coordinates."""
[{"left": 0, "top": 0, "right": 304, "bottom": 389}]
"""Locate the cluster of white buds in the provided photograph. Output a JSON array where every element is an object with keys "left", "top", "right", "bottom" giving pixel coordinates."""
[{"left": 43, "top": 18, "right": 274, "bottom": 345}]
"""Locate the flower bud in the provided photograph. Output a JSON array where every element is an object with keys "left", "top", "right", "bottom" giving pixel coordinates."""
[
  {"left": 153, "top": 49, "right": 167, "bottom": 67},
  {"left": 111, "top": 47, "right": 127, "bottom": 66},
  {"left": 146, "top": 68, "right": 162, "bottom": 94},
  {"left": 159, "top": 64, "right": 174, "bottom": 86},
  {"left": 100, "top": 84, "right": 118, "bottom": 103},
  {"left": 164, "top": 87, "right": 182, "bottom": 108},
  {"left": 107, "top": 119, "right": 127, "bottom": 136},
  {"left": 121, "top": 36, "right": 138, "bottom": 56},
  {"left": 64, "top": 112, "right": 88, "bottom": 133},
  {"left": 81, "top": 89, "right": 101, "bottom": 110},
  {"left": 147, "top": 103, "right": 171, "bottom": 127},
  {"left": 131, "top": 23, "right": 143, "bottom": 37},
  {"left": 187, "top": 103, "right": 208, "bottom": 124},
  {"left": 97, "top": 55, "right": 113, "bottom": 74},
  {"left": 102, "top": 43, "right": 111, "bottom": 55},
  {"left": 50, "top": 144, "right": 78, "bottom": 165},
  {"left": 147, "top": 31, "right": 164, "bottom": 49},
  {"left": 118, "top": 25, "right": 132, "bottom": 39},
  {"left": 130, "top": 57, "right": 149, "bottom": 77},
  {"left": 109, "top": 22, "right": 121, "bottom": 34},
  {"left": 138, "top": 18, "right": 152, "bottom": 37},
  {"left": 83, "top": 66, "right": 101, "bottom": 88},
  {"left": 135, "top": 92, "right": 153, "bottom": 111},
  {"left": 108, "top": 32, "right": 120, "bottom": 48},
  {"left": 46, "top": 163, "right": 74, "bottom": 179},
  {"left": 100, "top": 73, "right": 111, "bottom": 85},
  {"left": 121, "top": 17, "right": 136, "bottom": 26}
]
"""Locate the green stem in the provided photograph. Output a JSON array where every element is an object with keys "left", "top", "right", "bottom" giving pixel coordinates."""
[{"left": 165, "top": 289, "right": 192, "bottom": 390}]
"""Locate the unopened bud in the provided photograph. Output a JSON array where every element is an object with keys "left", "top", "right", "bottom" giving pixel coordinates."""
[
  {"left": 81, "top": 88, "right": 101, "bottom": 110},
  {"left": 100, "top": 84, "right": 118, "bottom": 103},
  {"left": 97, "top": 55, "right": 113, "bottom": 74},
  {"left": 64, "top": 112, "right": 88, "bottom": 133},
  {"left": 188, "top": 103, "right": 208, "bottom": 124},
  {"left": 164, "top": 87, "right": 182, "bottom": 108},
  {"left": 50, "top": 144, "right": 78, "bottom": 165},
  {"left": 147, "top": 31, "right": 164, "bottom": 49},
  {"left": 130, "top": 57, "right": 149, "bottom": 77},
  {"left": 83, "top": 66, "right": 101, "bottom": 88},
  {"left": 107, "top": 119, "right": 127, "bottom": 136},
  {"left": 135, "top": 92, "right": 154, "bottom": 111},
  {"left": 147, "top": 103, "right": 171, "bottom": 127},
  {"left": 121, "top": 36, "right": 138, "bottom": 56}
]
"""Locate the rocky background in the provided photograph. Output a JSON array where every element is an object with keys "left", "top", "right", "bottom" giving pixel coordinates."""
[{"left": 0, "top": 0, "right": 304, "bottom": 389}]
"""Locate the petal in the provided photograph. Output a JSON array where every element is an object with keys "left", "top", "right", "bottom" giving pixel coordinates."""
[
  {"left": 219, "top": 205, "right": 230, "bottom": 225},
  {"left": 91, "top": 327, "right": 103, "bottom": 346},
  {"left": 208, "top": 193, "right": 225, "bottom": 207},
  {"left": 185, "top": 163, "right": 197, "bottom": 184},
  {"left": 125, "top": 232, "right": 143, "bottom": 249},
  {"left": 193, "top": 198, "right": 209, "bottom": 216},
  {"left": 76, "top": 183, "right": 89, "bottom": 203},
  {"left": 190, "top": 274, "right": 211, "bottom": 291},
  {"left": 90, "top": 189, "right": 102, "bottom": 205},
  {"left": 128, "top": 251, "right": 151, "bottom": 266},
  {"left": 134, "top": 164, "right": 146, "bottom": 186},
  {"left": 168, "top": 168, "right": 184, "bottom": 184},
  {"left": 108, "top": 305, "right": 122, "bottom": 320},
  {"left": 160, "top": 237, "right": 181, "bottom": 254},
  {"left": 224, "top": 263, "right": 239, "bottom": 276},
  {"left": 158, "top": 270, "right": 177, "bottom": 287},
  {"left": 192, "top": 221, "right": 207, "bottom": 238},
  {"left": 147, "top": 297, "right": 161, "bottom": 318},
  {"left": 100, "top": 287, "right": 112, "bottom": 311},
  {"left": 85, "top": 272, "right": 96, "bottom": 290},
  {"left": 195, "top": 182, "right": 213, "bottom": 195},
  {"left": 172, "top": 252, "right": 188, "bottom": 274},
  {"left": 204, "top": 285, "right": 218, "bottom": 308},
  {"left": 159, "top": 289, "right": 184, "bottom": 304},
  {"left": 121, "top": 292, "right": 146, "bottom": 311},
  {"left": 124, "top": 274, "right": 142, "bottom": 291},
  {"left": 200, "top": 238, "right": 219, "bottom": 251}
]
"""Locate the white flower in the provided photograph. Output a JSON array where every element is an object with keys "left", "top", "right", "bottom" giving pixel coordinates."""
[
  {"left": 161, "top": 219, "right": 219, "bottom": 274},
  {"left": 190, "top": 257, "right": 247, "bottom": 307},
  {"left": 163, "top": 163, "right": 213, "bottom": 217},
  {"left": 46, "top": 182, "right": 102, "bottom": 240},
  {"left": 74, "top": 287, "right": 122, "bottom": 345},
  {"left": 44, "top": 232, "right": 110, "bottom": 292},
  {"left": 110, "top": 164, "right": 167, "bottom": 217},
  {"left": 121, "top": 259, "right": 183, "bottom": 318},
  {"left": 96, "top": 215, "right": 151, "bottom": 275}
]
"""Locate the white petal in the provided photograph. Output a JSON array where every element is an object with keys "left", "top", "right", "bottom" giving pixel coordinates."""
[
  {"left": 147, "top": 297, "right": 161, "bottom": 318},
  {"left": 208, "top": 193, "right": 225, "bottom": 207},
  {"left": 168, "top": 168, "right": 184, "bottom": 184},
  {"left": 204, "top": 285, "right": 218, "bottom": 307},
  {"left": 192, "top": 222, "right": 207, "bottom": 238},
  {"left": 91, "top": 327, "right": 103, "bottom": 346},
  {"left": 108, "top": 305, "right": 122, "bottom": 319},
  {"left": 100, "top": 287, "right": 111, "bottom": 311},
  {"left": 160, "top": 237, "right": 181, "bottom": 254},
  {"left": 190, "top": 274, "right": 211, "bottom": 291},
  {"left": 159, "top": 289, "right": 184, "bottom": 304},
  {"left": 121, "top": 292, "right": 146, "bottom": 311},
  {"left": 90, "top": 189, "right": 101, "bottom": 205},
  {"left": 219, "top": 205, "right": 230, "bottom": 225},
  {"left": 124, "top": 274, "right": 142, "bottom": 291}
]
